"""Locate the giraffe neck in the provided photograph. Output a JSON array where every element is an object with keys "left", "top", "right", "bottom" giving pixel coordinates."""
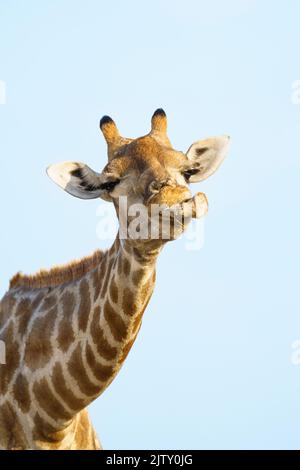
[
  {"left": 27, "top": 235, "right": 160, "bottom": 438},
  {"left": 80, "top": 235, "right": 159, "bottom": 396}
]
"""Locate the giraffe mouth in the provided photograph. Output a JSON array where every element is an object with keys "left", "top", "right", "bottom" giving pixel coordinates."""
[
  {"left": 153, "top": 192, "right": 208, "bottom": 235},
  {"left": 147, "top": 191, "right": 208, "bottom": 220}
]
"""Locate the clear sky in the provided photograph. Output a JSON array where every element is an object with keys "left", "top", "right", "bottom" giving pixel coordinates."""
[{"left": 1, "top": 0, "right": 300, "bottom": 450}]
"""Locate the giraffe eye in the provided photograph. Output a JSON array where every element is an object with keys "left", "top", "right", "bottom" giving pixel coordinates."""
[
  {"left": 99, "top": 180, "right": 120, "bottom": 192},
  {"left": 183, "top": 169, "right": 199, "bottom": 182}
]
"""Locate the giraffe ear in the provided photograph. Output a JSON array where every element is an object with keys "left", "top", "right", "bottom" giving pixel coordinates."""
[
  {"left": 46, "top": 162, "right": 112, "bottom": 200},
  {"left": 185, "top": 136, "right": 230, "bottom": 183}
]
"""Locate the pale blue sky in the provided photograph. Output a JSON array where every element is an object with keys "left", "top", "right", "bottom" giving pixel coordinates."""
[{"left": 1, "top": 0, "right": 300, "bottom": 449}]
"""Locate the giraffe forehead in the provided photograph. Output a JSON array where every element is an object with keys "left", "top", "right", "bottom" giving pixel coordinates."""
[
  {"left": 110, "top": 135, "right": 186, "bottom": 174},
  {"left": 125, "top": 135, "right": 165, "bottom": 157}
]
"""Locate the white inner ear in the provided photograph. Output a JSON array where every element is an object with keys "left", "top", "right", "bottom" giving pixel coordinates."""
[
  {"left": 47, "top": 161, "right": 103, "bottom": 200},
  {"left": 186, "top": 135, "right": 230, "bottom": 182},
  {"left": 47, "top": 162, "right": 79, "bottom": 189}
]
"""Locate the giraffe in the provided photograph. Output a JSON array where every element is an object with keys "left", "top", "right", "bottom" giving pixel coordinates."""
[{"left": 0, "top": 109, "right": 230, "bottom": 449}]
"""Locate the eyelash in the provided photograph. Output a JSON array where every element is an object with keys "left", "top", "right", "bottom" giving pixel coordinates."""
[
  {"left": 183, "top": 169, "right": 198, "bottom": 181},
  {"left": 99, "top": 180, "right": 120, "bottom": 191}
]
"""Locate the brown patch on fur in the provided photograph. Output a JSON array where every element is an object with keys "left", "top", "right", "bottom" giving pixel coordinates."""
[
  {"left": 9, "top": 250, "right": 103, "bottom": 289},
  {"left": 57, "top": 292, "right": 76, "bottom": 352},
  {"left": 51, "top": 362, "right": 86, "bottom": 411},
  {"left": 131, "top": 268, "right": 146, "bottom": 286},
  {"left": 110, "top": 278, "right": 119, "bottom": 304},
  {"left": 122, "top": 287, "right": 137, "bottom": 317},
  {"left": 122, "top": 257, "right": 131, "bottom": 276},
  {"left": 0, "top": 322, "right": 20, "bottom": 394},
  {"left": 12, "top": 373, "right": 31, "bottom": 413},
  {"left": 56, "top": 322, "right": 74, "bottom": 353},
  {"left": 24, "top": 307, "right": 57, "bottom": 370},
  {"left": 0, "top": 402, "right": 27, "bottom": 449},
  {"left": 90, "top": 306, "right": 118, "bottom": 360},
  {"left": 57, "top": 292, "right": 75, "bottom": 352},
  {"left": 15, "top": 298, "right": 31, "bottom": 334},
  {"left": 78, "top": 279, "right": 91, "bottom": 332},
  {"left": 0, "top": 294, "right": 17, "bottom": 325},
  {"left": 92, "top": 267, "right": 102, "bottom": 302},
  {"left": 61, "top": 291, "right": 75, "bottom": 317},
  {"left": 33, "top": 377, "right": 72, "bottom": 421},
  {"left": 68, "top": 344, "right": 100, "bottom": 396},
  {"left": 104, "top": 301, "right": 128, "bottom": 342},
  {"left": 85, "top": 343, "right": 114, "bottom": 382}
]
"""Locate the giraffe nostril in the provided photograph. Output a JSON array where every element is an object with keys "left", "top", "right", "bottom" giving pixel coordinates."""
[{"left": 149, "top": 179, "right": 175, "bottom": 194}]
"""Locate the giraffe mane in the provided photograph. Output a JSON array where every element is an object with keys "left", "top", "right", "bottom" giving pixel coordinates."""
[{"left": 9, "top": 250, "right": 104, "bottom": 289}]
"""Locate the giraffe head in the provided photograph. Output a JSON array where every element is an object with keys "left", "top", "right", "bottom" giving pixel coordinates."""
[{"left": 47, "top": 109, "right": 230, "bottom": 245}]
